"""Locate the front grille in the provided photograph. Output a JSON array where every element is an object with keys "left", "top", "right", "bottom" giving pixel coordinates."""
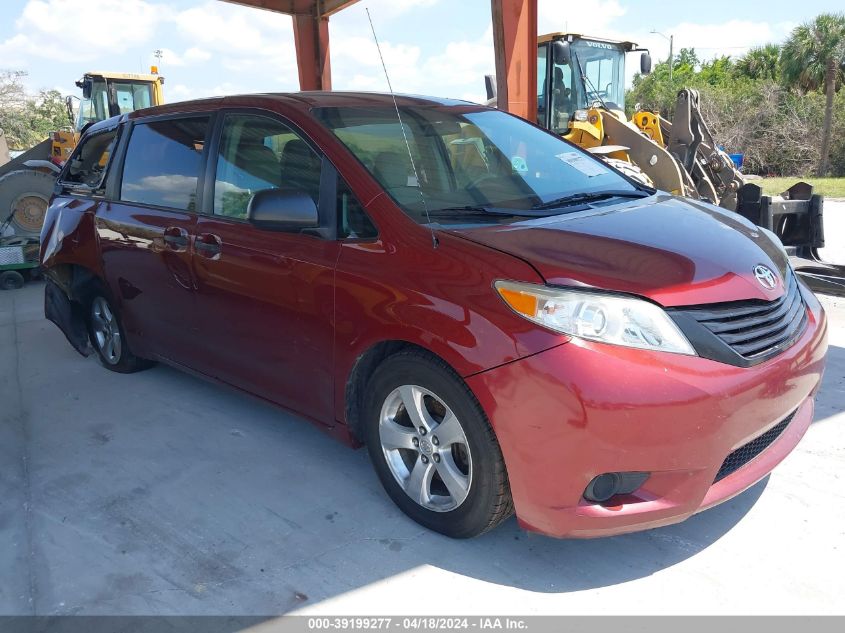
[
  {"left": 714, "top": 410, "right": 795, "bottom": 483},
  {"left": 675, "top": 271, "right": 807, "bottom": 362}
]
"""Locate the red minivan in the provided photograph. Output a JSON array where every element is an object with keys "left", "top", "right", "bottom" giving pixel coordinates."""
[{"left": 40, "top": 93, "right": 828, "bottom": 538}]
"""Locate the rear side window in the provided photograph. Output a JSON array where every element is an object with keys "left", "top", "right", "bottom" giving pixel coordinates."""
[
  {"left": 61, "top": 129, "right": 117, "bottom": 189},
  {"left": 213, "top": 113, "right": 322, "bottom": 220},
  {"left": 120, "top": 117, "right": 210, "bottom": 211}
]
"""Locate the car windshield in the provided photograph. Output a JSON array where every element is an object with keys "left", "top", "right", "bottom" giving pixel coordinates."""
[{"left": 313, "top": 105, "right": 639, "bottom": 224}]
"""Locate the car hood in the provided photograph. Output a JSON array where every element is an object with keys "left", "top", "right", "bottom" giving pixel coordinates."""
[{"left": 444, "top": 194, "right": 789, "bottom": 307}]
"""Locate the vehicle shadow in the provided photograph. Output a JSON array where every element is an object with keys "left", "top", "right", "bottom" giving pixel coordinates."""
[{"left": 431, "top": 477, "right": 767, "bottom": 593}]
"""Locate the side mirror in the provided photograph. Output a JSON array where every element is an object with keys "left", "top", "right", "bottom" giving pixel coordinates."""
[
  {"left": 640, "top": 52, "right": 652, "bottom": 75},
  {"left": 484, "top": 75, "right": 496, "bottom": 102},
  {"left": 247, "top": 188, "right": 319, "bottom": 231},
  {"left": 81, "top": 78, "right": 93, "bottom": 99},
  {"left": 552, "top": 40, "right": 571, "bottom": 66}
]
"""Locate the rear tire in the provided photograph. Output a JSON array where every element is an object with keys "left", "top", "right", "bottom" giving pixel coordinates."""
[
  {"left": 87, "top": 292, "right": 153, "bottom": 373},
  {"left": 602, "top": 157, "right": 655, "bottom": 187},
  {"left": 363, "top": 350, "right": 513, "bottom": 538},
  {"left": 0, "top": 169, "right": 55, "bottom": 237},
  {"left": 0, "top": 270, "right": 25, "bottom": 290}
]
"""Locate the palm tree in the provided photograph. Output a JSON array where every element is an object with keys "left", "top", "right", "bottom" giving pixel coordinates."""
[
  {"left": 781, "top": 13, "right": 845, "bottom": 176},
  {"left": 735, "top": 44, "right": 781, "bottom": 81}
]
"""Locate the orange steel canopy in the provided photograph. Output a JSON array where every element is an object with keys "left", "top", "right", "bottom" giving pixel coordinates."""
[{"left": 220, "top": 0, "right": 537, "bottom": 121}]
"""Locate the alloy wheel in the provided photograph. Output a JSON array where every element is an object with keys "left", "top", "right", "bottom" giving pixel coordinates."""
[
  {"left": 91, "top": 297, "right": 122, "bottom": 364},
  {"left": 379, "top": 384, "right": 473, "bottom": 512}
]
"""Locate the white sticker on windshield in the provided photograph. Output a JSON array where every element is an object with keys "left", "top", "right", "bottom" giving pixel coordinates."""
[{"left": 555, "top": 152, "right": 609, "bottom": 178}]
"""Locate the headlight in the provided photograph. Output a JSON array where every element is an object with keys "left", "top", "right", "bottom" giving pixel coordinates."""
[
  {"left": 494, "top": 280, "right": 697, "bottom": 356},
  {"left": 573, "top": 109, "right": 589, "bottom": 122}
]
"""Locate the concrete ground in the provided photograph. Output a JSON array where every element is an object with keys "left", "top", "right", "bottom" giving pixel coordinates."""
[
  {"left": 819, "top": 198, "right": 845, "bottom": 266},
  {"left": 2, "top": 221, "right": 845, "bottom": 616}
]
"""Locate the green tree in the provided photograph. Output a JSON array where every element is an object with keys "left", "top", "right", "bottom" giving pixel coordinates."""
[
  {"left": 26, "top": 89, "right": 72, "bottom": 140},
  {"left": 673, "top": 48, "right": 700, "bottom": 73},
  {"left": 0, "top": 71, "right": 71, "bottom": 150},
  {"left": 735, "top": 44, "right": 781, "bottom": 81},
  {"left": 0, "top": 70, "right": 31, "bottom": 149},
  {"left": 781, "top": 13, "right": 845, "bottom": 175}
]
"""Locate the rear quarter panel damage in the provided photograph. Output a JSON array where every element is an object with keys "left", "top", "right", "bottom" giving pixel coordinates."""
[{"left": 40, "top": 196, "right": 103, "bottom": 355}]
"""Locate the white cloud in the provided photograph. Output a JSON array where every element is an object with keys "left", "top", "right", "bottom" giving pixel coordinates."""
[
  {"left": 171, "top": 1, "right": 297, "bottom": 86},
  {"left": 158, "top": 47, "right": 212, "bottom": 67},
  {"left": 0, "top": 0, "right": 164, "bottom": 63},
  {"left": 331, "top": 20, "right": 493, "bottom": 104},
  {"left": 654, "top": 20, "right": 793, "bottom": 60},
  {"left": 538, "top": 0, "right": 626, "bottom": 34}
]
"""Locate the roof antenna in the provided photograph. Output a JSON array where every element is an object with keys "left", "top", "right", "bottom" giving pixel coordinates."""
[{"left": 366, "top": 8, "right": 438, "bottom": 249}]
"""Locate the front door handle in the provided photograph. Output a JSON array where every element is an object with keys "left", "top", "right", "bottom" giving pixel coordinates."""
[
  {"left": 163, "top": 226, "right": 189, "bottom": 251},
  {"left": 195, "top": 232, "right": 222, "bottom": 259}
]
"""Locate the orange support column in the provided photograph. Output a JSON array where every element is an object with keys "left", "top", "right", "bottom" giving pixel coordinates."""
[
  {"left": 293, "top": 11, "right": 332, "bottom": 91},
  {"left": 490, "top": 0, "right": 537, "bottom": 122}
]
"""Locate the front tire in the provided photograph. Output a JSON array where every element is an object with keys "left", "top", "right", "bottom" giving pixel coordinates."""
[
  {"left": 88, "top": 293, "right": 153, "bottom": 373},
  {"left": 363, "top": 351, "right": 513, "bottom": 538},
  {"left": 0, "top": 270, "right": 25, "bottom": 290}
]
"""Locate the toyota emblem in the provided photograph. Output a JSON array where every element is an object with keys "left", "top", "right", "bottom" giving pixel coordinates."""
[{"left": 753, "top": 264, "right": 778, "bottom": 290}]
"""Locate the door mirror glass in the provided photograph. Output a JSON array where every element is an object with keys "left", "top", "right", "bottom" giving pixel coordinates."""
[
  {"left": 81, "top": 78, "right": 93, "bottom": 100},
  {"left": 247, "top": 188, "right": 319, "bottom": 231},
  {"left": 552, "top": 40, "right": 571, "bottom": 66},
  {"left": 640, "top": 52, "right": 652, "bottom": 75}
]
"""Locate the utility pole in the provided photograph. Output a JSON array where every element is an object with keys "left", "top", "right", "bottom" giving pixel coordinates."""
[
  {"left": 669, "top": 34, "right": 674, "bottom": 82},
  {"left": 651, "top": 30, "right": 674, "bottom": 81}
]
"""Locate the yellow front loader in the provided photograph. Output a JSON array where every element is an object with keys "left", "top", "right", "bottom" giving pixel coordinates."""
[{"left": 0, "top": 70, "right": 164, "bottom": 238}]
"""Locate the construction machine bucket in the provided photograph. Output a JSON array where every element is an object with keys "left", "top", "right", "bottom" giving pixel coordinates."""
[{"left": 736, "top": 182, "right": 845, "bottom": 297}]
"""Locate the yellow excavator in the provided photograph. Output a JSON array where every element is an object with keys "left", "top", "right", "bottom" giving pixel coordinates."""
[
  {"left": 486, "top": 32, "right": 842, "bottom": 296},
  {"left": 0, "top": 70, "right": 164, "bottom": 238}
]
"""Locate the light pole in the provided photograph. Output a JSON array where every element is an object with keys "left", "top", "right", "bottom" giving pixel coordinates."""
[{"left": 650, "top": 30, "right": 674, "bottom": 82}]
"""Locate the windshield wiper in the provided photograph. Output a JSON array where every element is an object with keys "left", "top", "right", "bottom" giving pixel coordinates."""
[
  {"left": 427, "top": 205, "right": 544, "bottom": 218},
  {"left": 532, "top": 189, "right": 652, "bottom": 211}
]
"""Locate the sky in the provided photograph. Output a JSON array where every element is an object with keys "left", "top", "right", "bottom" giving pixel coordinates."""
[{"left": 0, "top": 0, "right": 842, "bottom": 106}]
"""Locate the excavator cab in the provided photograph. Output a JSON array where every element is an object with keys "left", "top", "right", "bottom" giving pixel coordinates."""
[{"left": 536, "top": 33, "right": 650, "bottom": 132}]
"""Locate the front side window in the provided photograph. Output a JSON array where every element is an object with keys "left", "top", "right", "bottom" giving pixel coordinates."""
[
  {"left": 61, "top": 128, "right": 117, "bottom": 189},
  {"left": 337, "top": 175, "right": 377, "bottom": 239},
  {"left": 119, "top": 117, "right": 210, "bottom": 211},
  {"left": 550, "top": 55, "right": 577, "bottom": 133},
  {"left": 213, "top": 114, "right": 322, "bottom": 220},
  {"left": 315, "top": 106, "right": 637, "bottom": 225}
]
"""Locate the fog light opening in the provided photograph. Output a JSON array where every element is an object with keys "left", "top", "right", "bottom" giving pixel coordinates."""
[{"left": 584, "top": 471, "right": 650, "bottom": 503}]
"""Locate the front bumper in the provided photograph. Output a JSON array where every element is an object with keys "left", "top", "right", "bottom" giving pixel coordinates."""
[{"left": 466, "top": 284, "right": 828, "bottom": 538}]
